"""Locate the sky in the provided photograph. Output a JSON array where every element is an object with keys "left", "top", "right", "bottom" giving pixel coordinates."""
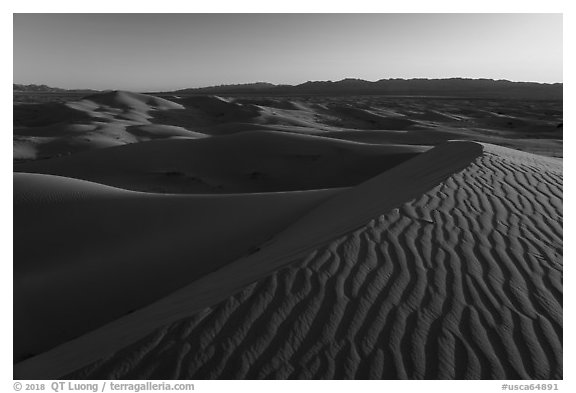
[{"left": 13, "top": 13, "right": 563, "bottom": 91}]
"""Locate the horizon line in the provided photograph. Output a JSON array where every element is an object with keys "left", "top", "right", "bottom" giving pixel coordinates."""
[{"left": 13, "top": 76, "right": 563, "bottom": 93}]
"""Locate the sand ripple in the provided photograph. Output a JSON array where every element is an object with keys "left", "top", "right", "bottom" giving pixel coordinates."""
[{"left": 68, "top": 145, "right": 562, "bottom": 379}]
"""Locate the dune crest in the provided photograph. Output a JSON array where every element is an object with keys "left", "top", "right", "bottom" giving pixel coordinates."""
[
  {"left": 79, "top": 90, "right": 185, "bottom": 112},
  {"left": 14, "top": 140, "right": 508, "bottom": 379},
  {"left": 62, "top": 141, "right": 561, "bottom": 380}
]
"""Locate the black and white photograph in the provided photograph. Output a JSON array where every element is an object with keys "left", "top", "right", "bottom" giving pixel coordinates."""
[{"left": 10, "top": 5, "right": 567, "bottom": 385}]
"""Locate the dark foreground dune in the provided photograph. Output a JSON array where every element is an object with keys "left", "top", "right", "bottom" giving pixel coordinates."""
[
  {"left": 13, "top": 174, "right": 341, "bottom": 362},
  {"left": 14, "top": 131, "right": 424, "bottom": 194},
  {"left": 14, "top": 141, "right": 562, "bottom": 379}
]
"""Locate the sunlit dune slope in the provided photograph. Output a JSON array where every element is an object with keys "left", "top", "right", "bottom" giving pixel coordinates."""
[
  {"left": 78, "top": 90, "right": 185, "bottom": 113},
  {"left": 59, "top": 142, "right": 561, "bottom": 380},
  {"left": 13, "top": 139, "right": 548, "bottom": 379},
  {"left": 13, "top": 91, "right": 204, "bottom": 161}
]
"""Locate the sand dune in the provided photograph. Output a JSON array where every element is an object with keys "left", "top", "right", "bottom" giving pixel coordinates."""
[
  {"left": 68, "top": 142, "right": 562, "bottom": 380},
  {"left": 14, "top": 173, "right": 340, "bottom": 363},
  {"left": 13, "top": 91, "right": 202, "bottom": 161},
  {"left": 13, "top": 89, "right": 562, "bottom": 380},
  {"left": 320, "top": 129, "right": 463, "bottom": 146},
  {"left": 13, "top": 140, "right": 562, "bottom": 379},
  {"left": 14, "top": 92, "right": 562, "bottom": 163},
  {"left": 323, "top": 105, "right": 418, "bottom": 130},
  {"left": 15, "top": 131, "right": 425, "bottom": 193},
  {"left": 234, "top": 97, "right": 301, "bottom": 110},
  {"left": 78, "top": 90, "right": 185, "bottom": 112}
]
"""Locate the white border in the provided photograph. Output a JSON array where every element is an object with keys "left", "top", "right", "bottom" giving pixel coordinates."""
[{"left": 4, "top": 2, "right": 571, "bottom": 391}]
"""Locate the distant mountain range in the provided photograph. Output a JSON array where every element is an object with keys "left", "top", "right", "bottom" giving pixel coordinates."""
[
  {"left": 13, "top": 84, "right": 99, "bottom": 93},
  {"left": 14, "top": 78, "right": 563, "bottom": 100},
  {"left": 171, "top": 78, "right": 562, "bottom": 100},
  {"left": 174, "top": 82, "right": 279, "bottom": 94}
]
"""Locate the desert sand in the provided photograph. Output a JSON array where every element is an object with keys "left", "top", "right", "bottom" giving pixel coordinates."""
[{"left": 13, "top": 91, "right": 562, "bottom": 379}]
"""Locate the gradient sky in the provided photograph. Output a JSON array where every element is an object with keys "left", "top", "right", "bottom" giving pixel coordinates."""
[{"left": 13, "top": 13, "right": 562, "bottom": 91}]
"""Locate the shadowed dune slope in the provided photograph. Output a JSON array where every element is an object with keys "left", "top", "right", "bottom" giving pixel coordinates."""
[
  {"left": 58, "top": 142, "right": 563, "bottom": 380},
  {"left": 15, "top": 140, "right": 484, "bottom": 379},
  {"left": 13, "top": 173, "right": 341, "bottom": 363},
  {"left": 14, "top": 131, "right": 426, "bottom": 193}
]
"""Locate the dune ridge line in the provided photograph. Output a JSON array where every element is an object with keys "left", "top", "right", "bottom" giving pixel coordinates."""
[
  {"left": 71, "top": 141, "right": 561, "bottom": 379},
  {"left": 14, "top": 141, "right": 484, "bottom": 379}
]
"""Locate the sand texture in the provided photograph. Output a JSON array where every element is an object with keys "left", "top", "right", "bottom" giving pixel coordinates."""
[
  {"left": 71, "top": 144, "right": 562, "bottom": 379},
  {"left": 13, "top": 92, "right": 562, "bottom": 380},
  {"left": 14, "top": 140, "right": 562, "bottom": 379}
]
